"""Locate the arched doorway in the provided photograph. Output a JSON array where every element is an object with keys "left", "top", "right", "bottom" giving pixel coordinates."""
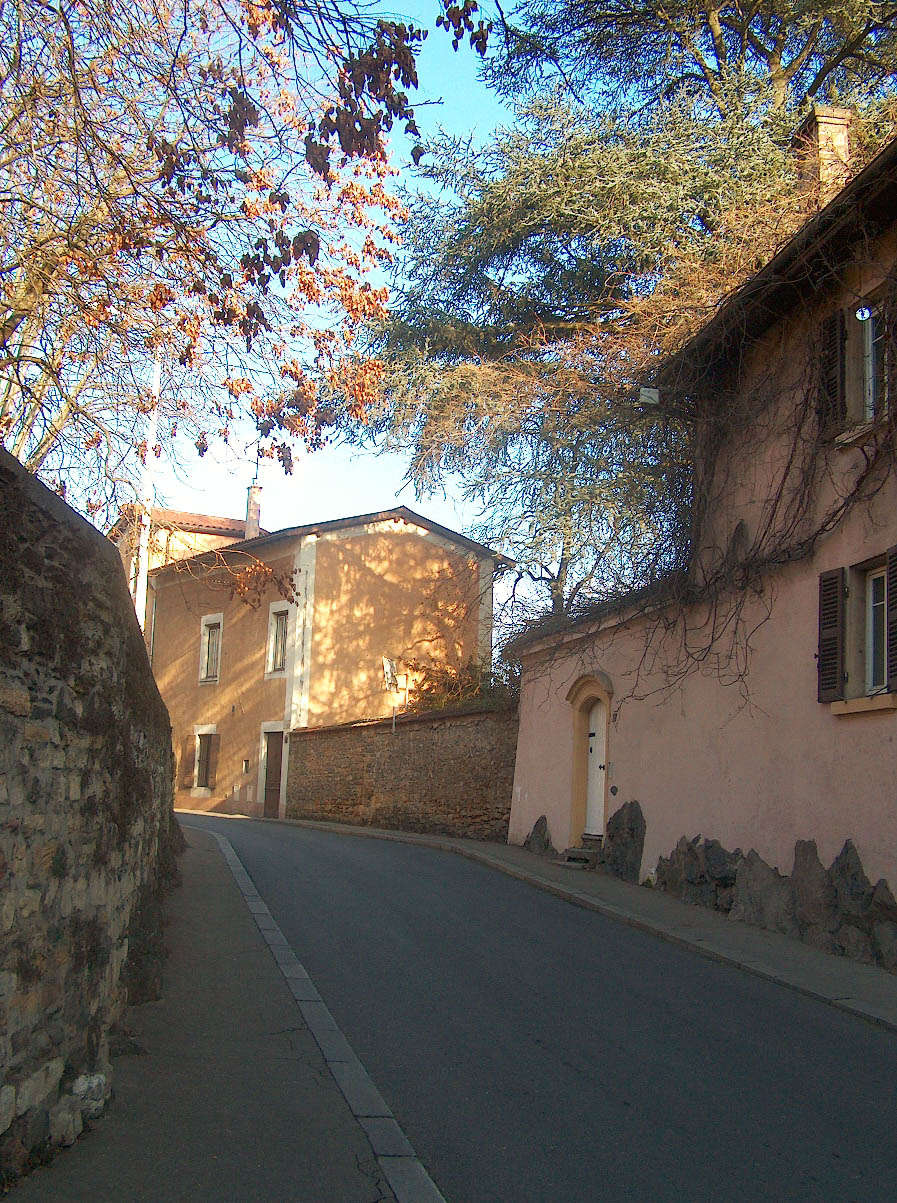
[{"left": 566, "top": 674, "right": 613, "bottom": 844}]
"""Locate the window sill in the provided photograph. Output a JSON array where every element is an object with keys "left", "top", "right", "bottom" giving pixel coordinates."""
[
  {"left": 829, "top": 693, "right": 897, "bottom": 716},
  {"left": 834, "top": 419, "right": 886, "bottom": 449},
  {"left": 199, "top": 677, "right": 219, "bottom": 686},
  {"left": 263, "top": 669, "right": 287, "bottom": 681}
]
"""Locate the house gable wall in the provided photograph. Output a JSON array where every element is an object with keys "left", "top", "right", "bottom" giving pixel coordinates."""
[
  {"left": 151, "top": 551, "right": 295, "bottom": 814},
  {"left": 149, "top": 516, "right": 495, "bottom": 815},
  {"left": 307, "top": 522, "right": 487, "bottom": 727}
]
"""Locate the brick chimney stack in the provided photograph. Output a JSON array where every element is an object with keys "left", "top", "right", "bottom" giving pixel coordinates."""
[
  {"left": 245, "top": 481, "right": 261, "bottom": 540},
  {"left": 792, "top": 105, "right": 852, "bottom": 207}
]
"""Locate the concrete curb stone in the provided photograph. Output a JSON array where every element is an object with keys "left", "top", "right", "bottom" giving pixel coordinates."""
[{"left": 206, "top": 828, "right": 447, "bottom": 1203}]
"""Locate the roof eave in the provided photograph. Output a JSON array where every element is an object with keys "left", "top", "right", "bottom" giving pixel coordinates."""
[
  {"left": 150, "top": 505, "right": 508, "bottom": 576},
  {"left": 658, "top": 134, "right": 897, "bottom": 385}
]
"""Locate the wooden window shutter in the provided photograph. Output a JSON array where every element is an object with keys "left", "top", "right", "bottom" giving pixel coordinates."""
[
  {"left": 887, "top": 545, "right": 897, "bottom": 693},
  {"left": 207, "top": 734, "right": 220, "bottom": 789},
  {"left": 817, "top": 567, "right": 845, "bottom": 702},
  {"left": 180, "top": 736, "right": 196, "bottom": 788},
  {"left": 817, "top": 310, "right": 846, "bottom": 435}
]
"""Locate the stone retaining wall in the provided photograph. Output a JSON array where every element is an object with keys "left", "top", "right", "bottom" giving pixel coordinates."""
[
  {"left": 285, "top": 707, "right": 518, "bottom": 841},
  {"left": 0, "top": 450, "right": 177, "bottom": 1182},
  {"left": 652, "top": 833, "right": 897, "bottom": 973}
]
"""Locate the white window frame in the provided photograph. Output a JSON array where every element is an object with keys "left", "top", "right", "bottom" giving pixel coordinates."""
[
  {"left": 265, "top": 602, "right": 291, "bottom": 678},
  {"left": 862, "top": 305, "right": 887, "bottom": 421},
  {"left": 191, "top": 723, "right": 217, "bottom": 797},
  {"left": 199, "top": 612, "right": 223, "bottom": 683},
  {"left": 865, "top": 566, "right": 887, "bottom": 695}
]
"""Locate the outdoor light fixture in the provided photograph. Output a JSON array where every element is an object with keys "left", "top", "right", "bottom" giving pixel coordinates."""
[{"left": 855, "top": 305, "right": 872, "bottom": 321}]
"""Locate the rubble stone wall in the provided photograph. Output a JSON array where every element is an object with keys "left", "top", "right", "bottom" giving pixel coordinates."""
[
  {"left": 0, "top": 450, "right": 177, "bottom": 1181},
  {"left": 285, "top": 707, "right": 518, "bottom": 841},
  {"left": 652, "top": 833, "right": 897, "bottom": 973}
]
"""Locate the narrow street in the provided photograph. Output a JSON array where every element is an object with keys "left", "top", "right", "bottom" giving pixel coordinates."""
[{"left": 184, "top": 815, "right": 897, "bottom": 1203}]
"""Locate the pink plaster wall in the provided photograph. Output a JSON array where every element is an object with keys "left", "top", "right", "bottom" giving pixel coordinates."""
[
  {"left": 511, "top": 514, "right": 897, "bottom": 885},
  {"left": 510, "top": 225, "right": 897, "bottom": 886}
]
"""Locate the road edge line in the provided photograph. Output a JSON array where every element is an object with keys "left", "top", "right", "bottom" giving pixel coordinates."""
[{"left": 190, "top": 825, "right": 448, "bottom": 1203}]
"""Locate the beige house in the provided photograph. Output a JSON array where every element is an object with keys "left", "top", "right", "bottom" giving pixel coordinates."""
[
  {"left": 115, "top": 504, "right": 498, "bottom": 817},
  {"left": 509, "top": 116, "right": 897, "bottom": 889}
]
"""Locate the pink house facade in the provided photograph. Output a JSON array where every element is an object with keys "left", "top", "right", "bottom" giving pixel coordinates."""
[{"left": 509, "top": 126, "right": 897, "bottom": 891}]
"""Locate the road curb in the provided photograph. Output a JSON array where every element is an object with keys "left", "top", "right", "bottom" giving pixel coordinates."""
[
  {"left": 262, "top": 816, "right": 897, "bottom": 1036},
  {"left": 198, "top": 826, "right": 447, "bottom": 1203}
]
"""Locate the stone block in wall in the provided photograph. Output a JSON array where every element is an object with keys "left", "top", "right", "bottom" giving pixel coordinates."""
[
  {"left": 523, "top": 816, "right": 555, "bottom": 856},
  {"left": 792, "top": 839, "right": 839, "bottom": 932},
  {"left": 872, "top": 921, "right": 897, "bottom": 972},
  {"left": 14, "top": 1059, "right": 64, "bottom": 1118},
  {"left": 830, "top": 840, "right": 874, "bottom": 924},
  {"left": 730, "top": 852, "right": 800, "bottom": 936},
  {"left": 599, "top": 800, "right": 646, "bottom": 884},
  {"left": 835, "top": 923, "right": 876, "bottom": 963}
]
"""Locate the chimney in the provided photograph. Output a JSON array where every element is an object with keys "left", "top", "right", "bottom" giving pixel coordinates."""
[
  {"left": 792, "top": 105, "right": 852, "bottom": 207},
  {"left": 245, "top": 481, "right": 261, "bottom": 540}
]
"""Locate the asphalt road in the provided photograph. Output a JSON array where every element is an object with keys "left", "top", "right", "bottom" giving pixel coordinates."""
[{"left": 183, "top": 815, "right": 897, "bottom": 1203}]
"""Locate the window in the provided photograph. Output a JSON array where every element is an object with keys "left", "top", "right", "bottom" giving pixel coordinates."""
[
  {"left": 202, "top": 622, "right": 220, "bottom": 680},
  {"left": 818, "top": 547, "right": 897, "bottom": 703},
  {"left": 859, "top": 305, "right": 888, "bottom": 421},
  {"left": 199, "top": 613, "right": 223, "bottom": 683},
  {"left": 866, "top": 567, "right": 887, "bottom": 693},
  {"left": 196, "top": 733, "right": 213, "bottom": 788},
  {"left": 266, "top": 606, "right": 289, "bottom": 675},
  {"left": 180, "top": 727, "right": 217, "bottom": 791},
  {"left": 818, "top": 298, "right": 894, "bottom": 435}
]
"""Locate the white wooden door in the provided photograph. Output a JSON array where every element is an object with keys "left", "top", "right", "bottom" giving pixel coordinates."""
[{"left": 584, "top": 699, "right": 606, "bottom": 836}]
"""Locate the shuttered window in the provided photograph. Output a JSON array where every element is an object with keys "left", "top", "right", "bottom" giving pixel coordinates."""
[
  {"left": 195, "top": 733, "right": 219, "bottom": 789},
  {"left": 269, "top": 609, "right": 288, "bottom": 673},
  {"left": 817, "top": 310, "right": 846, "bottom": 436},
  {"left": 202, "top": 623, "right": 220, "bottom": 680},
  {"left": 199, "top": 613, "right": 223, "bottom": 683},
  {"left": 862, "top": 307, "right": 887, "bottom": 421},
  {"left": 817, "top": 567, "right": 845, "bottom": 702}
]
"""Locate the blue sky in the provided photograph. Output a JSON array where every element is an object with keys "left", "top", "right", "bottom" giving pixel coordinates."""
[{"left": 155, "top": 4, "right": 513, "bottom": 537}]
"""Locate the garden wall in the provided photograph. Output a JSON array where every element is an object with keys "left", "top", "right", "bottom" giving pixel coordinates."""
[
  {"left": 285, "top": 706, "right": 518, "bottom": 840},
  {"left": 0, "top": 449, "right": 177, "bottom": 1182}
]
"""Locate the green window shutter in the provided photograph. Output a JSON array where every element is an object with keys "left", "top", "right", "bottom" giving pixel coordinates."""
[
  {"left": 887, "top": 546, "right": 897, "bottom": 693},
  {"left": 817, "top": 567, "right": 845, "bottom": 702},
  {"left": 817, "top": 310, "right": 846, "bottom": 436}
]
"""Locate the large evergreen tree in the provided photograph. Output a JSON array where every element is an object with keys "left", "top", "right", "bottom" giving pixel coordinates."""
[
  {"left": 344, "top": 8, "right": 897, "bottom": 629},
  {"left": 486, "top": 1, "right": 897, "bottom": 114}
]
